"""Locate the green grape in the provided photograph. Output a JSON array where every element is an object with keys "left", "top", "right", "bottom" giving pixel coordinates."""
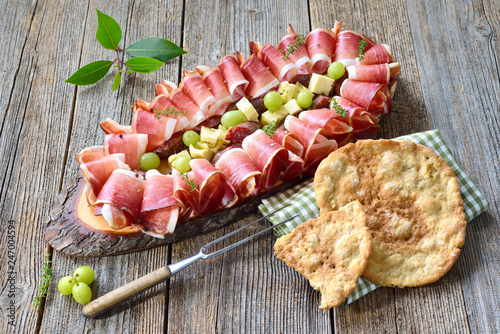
[
  {"left": 263, "top": 91, "right": 283, "bottom": 111},
  {"left": 327, "top": 61, "right": 345, "bottom": 80},
  {"left": 140, "top": 152, "right": 160, "bottom": 171},
  {"left": 72, "top": 282, "right": 92, "bottom": 305},
  {"left": 58, "top": 276, "right": 76, "bottom": 296},
  {"left": 74, "top": 266, "right": 95, "bottom": 285},
  {"left": 221, "top": 110, "right": 246, "bottom": 128},
  {"left": 182, "top": 131, "right": 200, "bottom": 147},
  {"left": 173, "top": 155, "right": 191, "bottom": 173},
  {"left": 296, "top": 91, "right": 313, "bottom": 108}
]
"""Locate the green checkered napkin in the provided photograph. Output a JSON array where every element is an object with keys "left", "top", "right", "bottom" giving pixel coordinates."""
[{"left": 258, "top": 129, "right": 489, "bottom": 305}]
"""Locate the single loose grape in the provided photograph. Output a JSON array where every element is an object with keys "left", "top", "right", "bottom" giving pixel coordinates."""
[
  {"left": 74, "top": 266, "right": 95, "bottom": 285},
  {"left": 182, "top": 131, "right": 200, "bottom": 147},
  {"left": 173, "top": 155, "right": 191, "bottom": 173},
  {"left": 263, "top": 91, "right": 283, "bottom": 111},
  {"left": 221, "top": 110, "right": 246, "bottom": 128},
  {"left": 140, "top": 152, "right": 160, "bottom": 171},
  {"left": 72, "top": 282, "right": 92, "bottom": 305},
  {"left": 327, "top": 61, "right": 345, "bottom": 80},
  {"left": 58, "top": 276, "right": 76, "bottom": 296},
  {"left": 296, "top": 91, "right": 313, "bottom": 108}
]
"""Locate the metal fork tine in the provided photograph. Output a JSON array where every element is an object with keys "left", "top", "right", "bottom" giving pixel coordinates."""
[
  {"left": 203, "top": 214, "right": 299, "bottom": 259},
  {"left": 201, "top": 203, "right": 292, "bottom": 251}
]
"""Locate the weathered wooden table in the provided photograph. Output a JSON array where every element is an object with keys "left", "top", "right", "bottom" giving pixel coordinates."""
[{"left": 1, "top": 0, "right": 499, "bottom": 333}]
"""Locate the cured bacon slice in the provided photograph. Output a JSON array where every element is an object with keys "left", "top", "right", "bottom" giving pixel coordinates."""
[
  {"left": 250, "top": 42, "right": 298, "bottom": 82},
  {"left": 95, "top": 169, "right": 145, "bottom": 229},
  {"left": 172, "top": 169, "right": 199, "bottom": 221},
  {"left": 299, "top": 108, "right": 353, "bottom": 137},
  {"left": 278, "top": 24, "right": 313, "bottom": 74},
  {"left": 305, "top": 27, "right": 337, "bottom": 74},
  {"left": 215, "top": 148, "right": 263, "bottom": 199},
  {"left": 196, "top": 66, "right": 234, "bottom": 115},
  {"left": 333, "top": 31, "right": 375, "bottom": 66},
  {"left": 271, "top": 130, "right": 304, "bottom": 158},
  {"left": 180, "top": 71, "right": 216, "bottom": 116},
  {"left": 239, "top": 53, "right": 279, "bottom": 99},
  {"left": 218, "top": 55, "right": 249, "bottom": 100},
  {"left": 340, "top": 79, "right": 391, "bottom": 115},
  {"left": 104, "top": 133, "right": 148, "bottom": 170},
  {"left": 224, "top": 121, "right": 262, "bottom": 143},
  {"left": 332, "top": 96, "right": 380, "bottom": 139},
  {"left": 100, "top": 118, "right": 133, "bottom": 135},
  {"left": 168, "top": 88, "right": 205, "bottom": 128},
  {"left": 132, "top": 108, "right": 177, "bottom": 152},
  {"left": 141, "top": 170, "right": 179, "bottom": 234},
  {"left": 76, "top": 146, "right": 104, "bottom": 164},
  {"left": 190, "top": 159, "right": 228, "bottom": 215},
  {"left": 356, "top": 44, "right": 394, "bottom": 65},
  {"left": 284, "top": 116, "right": 337, "bottom": 173},
  {"left": 80, "top": 153, "right": 130, "bottom": 205},
  {"left": 148, "top": 94, "right": 189, "bottom": 132},
  {"left": 282, "top": 151, "right": 304, "bottom": 182},
  {"left": 242, "top": 129, "right": 288, "bottom": 190},
  {"left": 155, "top": 80, "right": 177, "bottom": 96},
  {"left": 346, "top": 63, "right": 391, "bottom": 84},
  {"left": 133, "top": 99, "right": 149, "bottom": 113}
]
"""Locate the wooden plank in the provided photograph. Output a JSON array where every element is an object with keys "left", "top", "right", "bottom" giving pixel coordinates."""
[
  {"left": 167, "top": 0, "right": 331, "bottom": 332},
  {"left": 38, "top": 1, "right": 183, "bottom": 333},
  {"left": 405, "top": 0, "right": 500, "bottom": 332}
]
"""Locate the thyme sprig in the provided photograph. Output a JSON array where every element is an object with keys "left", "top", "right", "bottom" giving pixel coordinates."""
[
  {"left": 154, "top": 107, "right": 186, "bottom": 119},
  {"left": 358, "top": 39, "right": 368, "bottom": 61},
  {"left": 331, "top": 98, "right": 348, "bottom": 118},
  {"left": 281, "top": 34, "right": 306, "bottom": 61},
  {"left": 180, "top": 172, "right": 198, "bottom": 192},
  {"left": 33, "top": 252, "right": 53, "bottom": 307},
  {"left": 262, "top": 121, "right": 277, "bottom": 137}
]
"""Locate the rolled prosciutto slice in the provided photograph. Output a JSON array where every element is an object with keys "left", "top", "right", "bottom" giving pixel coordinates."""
[
  {"left": 346, "top": 63, "right": 391, "bottom": 84},
  {"left": 76, "top": 146, "right": 104, "bottom": 164},
  {"left": 332, "top": 96, "right": 380, "bottom": 139},
  {"left": 239, "top": 53, "right": 279, "bottom": 99},
  {"left": 218, "top": 55, "right": 249, "bottom": 100},
  {"left": 132, "top": 108, "right": 177, "bottom": 152},
  {"left": 180, "top": 71, "right": 216, "bottom": 116},
  {"left": 340, "top": 79, "right": 391, "bottom": 115},
  {"left": 271, "top": 130, "right": 304, "bottom": 158},
  {"left": 282, "top": 151, "right": 304, "bottom": 182},
  {"left": 284, "top": 116, "right": 338, "bottom": 173},
  {"left": 80, "top": 153, "right": 130, "bottom": 205},
  {"left": 141, "top": 170, "right": 179, "bottom": 235},
  {"left": 190, "top": 159, "right": 228, "bottom": 215},
  {"left": 104, "top": 134, "right": 148, "bottom": 170},
  {"left": 168, "top": 88, "right": 205, "bottom": 128},
  {"left": 172, "top": 169, "right": 199, "bottom": 222},
  {"left": 278, "top": 24, "right": 312, "bottom": 74},
  {"left": 299, "top": 109, "right": 353, "bottom": 137},
  {"left": 100, "top": 118, "right": 132, "bottom": 135},
  {"left": 333, "top": 31, "right": 375, "bottom": 66},
  {"left": 224, "top": 121, "right": 262, "bottom": 143},
  {"left": 95, "top": 169, "right": 145, "bottom": 229},
  {"left": 196, "top": 66, "right": 234, "bottom": 115},
  {"left": 148, "top": 94, "right": 189, "bottom": 132},
  {"left": 242, "top": 129, "right": 288, "bottom": 190},
  {"left": 305, "top": 26, "right": 338, "bottom": 74},
  {"left": 250, "top": 42, "right": 297, "bottom": 82},
  {"left": 155, "top": 80, "right": 177, "bottom": 96},
  {"left": 356, "top": 44, "right": 394, "bottom": 65},
  {"left": 215, "top": 148, "right": 263, "bottom": 199}
]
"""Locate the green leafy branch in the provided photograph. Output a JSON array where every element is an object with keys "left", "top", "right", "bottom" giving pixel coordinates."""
[
  {"left": 330, "top": 98, "right": 348, "bottom": 118},
  {"left": 33, "top": 252, "right": 53, "bottom": 307},
  {"left": 65, "top": 9, "right": 187, "bottom": 91},
  {"left": 180, "top": 172, "right": 198, "bottom": 192},
  {"left": 281, "top": 34, "right": 306, "bottom": 61},
  {"left": 358, "top": 39, "right": 368, "bottom": 61},
  {"left": 154, "top": 107, "right": 186, "bottom": 119},
  {"left": 262, "top": 121, "right": 277, "bottom": 137}
]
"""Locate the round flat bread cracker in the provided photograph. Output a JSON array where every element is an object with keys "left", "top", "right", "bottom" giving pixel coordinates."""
[
  {"left": 274, "top": 201, "right": 372, "bottom": 310},
  {"left": 314, "top": 140, "right": 466, "bottom": 287}
]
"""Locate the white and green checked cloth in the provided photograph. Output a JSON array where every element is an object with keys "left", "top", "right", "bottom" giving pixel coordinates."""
[{"left": 258, "top": 129, "right": 489, "bottom": 305}]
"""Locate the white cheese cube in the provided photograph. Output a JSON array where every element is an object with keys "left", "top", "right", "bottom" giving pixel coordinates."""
[
  {"left": 278, "top": 82, "right": 297, "bottom": 103},
  {"left": 189, "top": 143, "right": 213, "bottom": 160},
  {"left": 236, "top": 97, "right": 259, "bottom": 121},
  {"left": 168, "top": 150, "right": 190, "bottom": 167},
  {"left": 284, "top": 99, "right": 303, "bottom": 116},
  {"left": 294, "top": 82, "right": 313, "bottom": 99},
  {"left": 308, "top": 73, "right": 335, "bottom": 95},
  {"left": 260, "top": 107, "right": 288, "bottom": 126},
  {"left": 200, "top": 126, "right": 221, "bottom": 146}
]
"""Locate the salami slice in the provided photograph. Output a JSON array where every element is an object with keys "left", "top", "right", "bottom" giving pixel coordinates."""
[{"left": 104, "top": 133, "right": 148, "bottom": 170}]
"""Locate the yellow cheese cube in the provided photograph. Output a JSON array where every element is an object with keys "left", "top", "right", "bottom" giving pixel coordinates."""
[
  {"left": 189, "top": 143, "right": 213, "bottom": 160},
  {"left": 200, "top": 126, "right": 221, "bottom": 146},
  {"left": 209, "top": 140, "right": 227, "bottom": 154},
  {"left": 278, "top": 82, "right": 297, "bottom": 103},
  {"left": 293, "top": 82, "right": 313, "bottom": 99},
  {"left": 260, "top": 107, "right": 288, "bottom": 126},
  {"left": 284, "top": 99, "right": 303, "bottom": 116},
  {"left": 168, "top": 150, "right": 190, "bottom": 167},
  {"left": 216, "top": 125, "right": 230, "bottom": 144},
  {"left": 308, "top": 73, "right": 334, "bottom": 95},
  {"left": 236, "top": 97, "right": 259, "bottom": 121}
]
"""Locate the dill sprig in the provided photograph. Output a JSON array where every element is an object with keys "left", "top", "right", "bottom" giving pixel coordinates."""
[
  {"left": 262, "top": 121, "right": 277, "bottom": 137},
  {"left": 154, "top": 107, "right": 186, "bottom": 119},
  {"left": 358, "top": 39, "right": 368, "bottom": 61},
  {"left": 33, "top": 252, "right": 53, "bottom": 307},
  {"left": 330, "top": 98, "right": 348, "bottom": 117},
  {"left": 180, "top": 172, "right": 198, "bottom": 192},
  {"left": 281, "top": 34, "right": 306, "bottom": 61}
]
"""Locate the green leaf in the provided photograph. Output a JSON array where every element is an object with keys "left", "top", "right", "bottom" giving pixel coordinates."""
[
  {"left": 95, "top": 9, "right": 122, "bottom": 50},
  {"left": 112, "top": 71, "right": 121, "bottom": 91},
  {"left": 125, "top": 37, "right": 187, "bottom": 62},
  {"left": 65, "top": 60, "right": 113, "bottom": 85},
  {"left": 125, "top": 57, "right": 164, "bottom": 73}
]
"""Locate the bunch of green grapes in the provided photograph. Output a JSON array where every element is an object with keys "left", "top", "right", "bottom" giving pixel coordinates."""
[{"left": 57, "top": 266, "right": 95, "bottom": 305}]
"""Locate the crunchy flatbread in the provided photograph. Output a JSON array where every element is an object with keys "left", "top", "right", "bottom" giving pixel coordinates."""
[
  {"left": 314, "top": 140, "right": 466, "bottom": 287},
  {"left": 274, "top": 201, "right": 372, "bottom": 310}
]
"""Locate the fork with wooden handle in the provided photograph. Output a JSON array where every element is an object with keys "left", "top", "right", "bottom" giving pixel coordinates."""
[{"left": 82, "top": 205, "right": 297, "bottom": 317}]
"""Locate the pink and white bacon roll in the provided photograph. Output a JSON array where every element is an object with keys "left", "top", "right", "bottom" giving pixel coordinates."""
[
  {"left": 242, "top": 129, "right": 288, "bottom": 190},
  {"left": 148, "top": 92, "right": 189, "bottom": 132},
  {"left": 331, "top": 96, "right": 380, "bottom": 139},
  {"left": 190, "top": 159, "right": 229, "bottom": 215},
  {"left": 346, "top": 63, "right": 391, "bottom": 84},
  {"left": 250, "top": 42, "right": 298, "bottom": 82},
  {"left": 305, "top": 22, "right": 341, "bottom": 74},
  {"left": 271, "top": 130, "right": 304, "bottom": 158},
  {"left": 76, "top": 145, "right": 104, "bottom": 164},
  {"left": 278, "top": 24, "right": 312, "bottom": 74},
  {"left": 172, "top": 169, "right": 199, "bottom": 221},
  {"left": 100, "top": 118, "right": 132, "bottom": 135},
  {"left": 168, "top": 88, "right": 205, "bottom": 128},
  {"left": 218, "top": 55, "right": 249, "bottom": 100},
  {"left": 238, "top": 52, "right": 279, "bottom": 99},
  {"left": 132, "top": 108, "right": 177, "bottom": 152},
  {"left": 179, "top": 70, "right": 216, "bottom": 116},
  {"left": 215, "top": 148, "right": 263, "bottom": 199},
  {"left": 282, "top": 151, "right": 304, "bottom": 182},
  {"left": 196, "top": 65, "right": 234, "bottom": 116},
  {"left": 334, "top": 30, "right": 375, "bottom": 66},
  {"left": 104, "top": 133, "right": 148, "bottom": 170},
  {"left": 356, "top": 44, "right": 394, "bottom": 65},
  {"left": 141, "top": 170, "right": 179, "bottom": 235},
  {"left": 340, "top": 79, "right": 391, "bottom": 115},
  {"left": 298, "top": 109, "right": 353, "bottom": 137}
]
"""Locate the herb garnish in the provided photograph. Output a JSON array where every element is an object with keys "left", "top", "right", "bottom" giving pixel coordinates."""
[
  {"left": 154, "top": 107, "right": 186, "bottom": 119},
  {"left": 65, "top": 9, "right": 186, "bottom": 91},
  {"left": 262, "top": 121, "right": 277, "bottom": 137},
  {"left": 33, "top": 252, "right": 53, "bottom": 307},
  {"left": 281, "top": 34, "right": 306, "bottom": 61},
  {"left": 331, "top": 98, "right": 348, "bottom": 117},
  {"left": 180, "top": 172, "right": 198, "bottom": 191},
  {"left": 358, "top": 39, "right": 368, "bottom": 61}
]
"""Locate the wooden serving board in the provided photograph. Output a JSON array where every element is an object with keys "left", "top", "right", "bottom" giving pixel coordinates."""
[{"left": 45, "top": 176, "right": 305, "bottom": 257}]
